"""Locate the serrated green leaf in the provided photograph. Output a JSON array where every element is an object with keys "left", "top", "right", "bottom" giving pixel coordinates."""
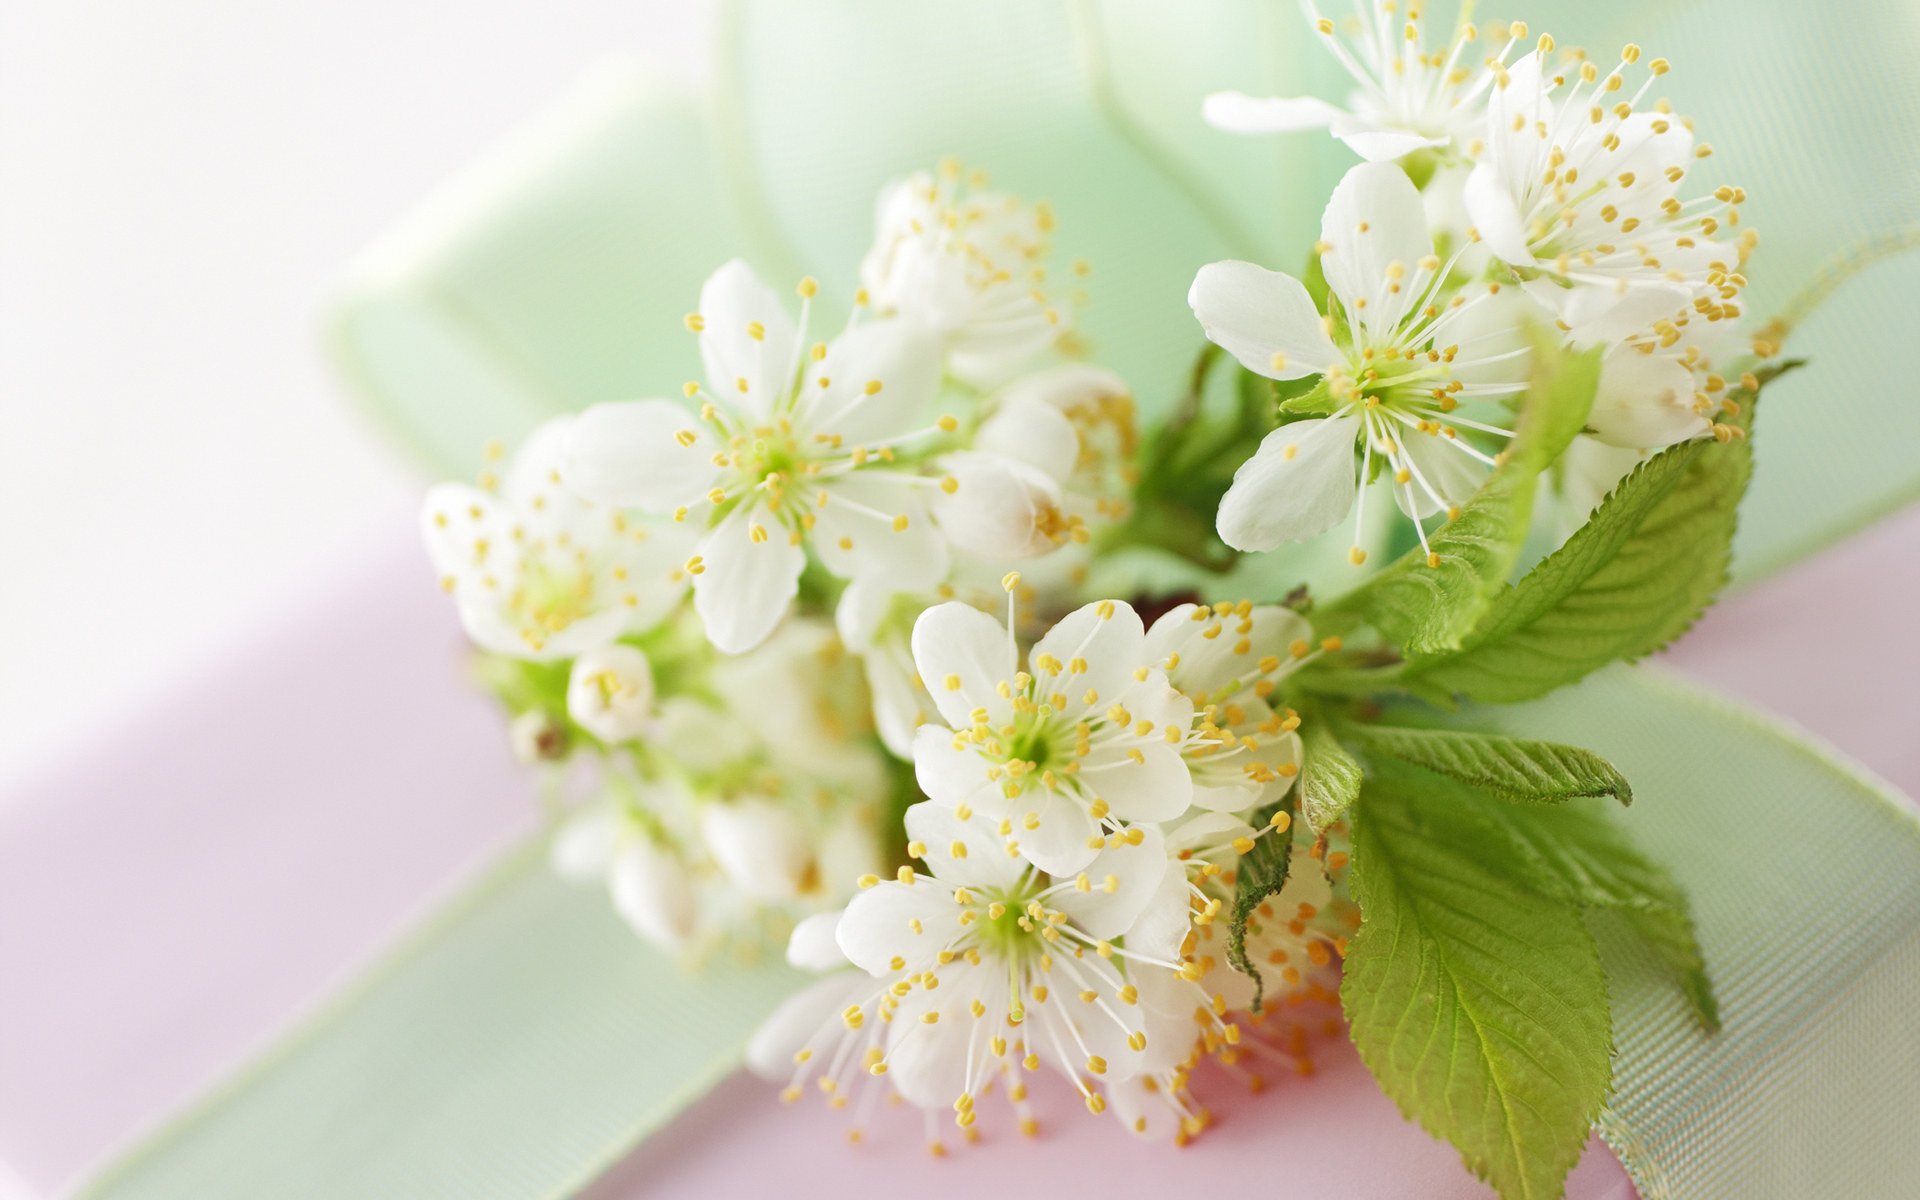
[
  {"left": 1225, "top": 794, "right": 1296, "bottom": 1011},
  {"left": 1299, "top": 721, "right": 1364, "bottom": 832},
  {"left": 1324, "top": 331, "right": 1600, "bottom": 656},
  {"left": 1345, "top": 766, "right": 1614, "bottom": 1200},
  {"left": 1400, "top": 375, "right": 1772, "bottom": 703},
  {"left": 1464, "top": 785, "right": 1719, "bottom": 1031},
  {"left": 1342, "top": 724, "right": 1631, "bottom": 806}
]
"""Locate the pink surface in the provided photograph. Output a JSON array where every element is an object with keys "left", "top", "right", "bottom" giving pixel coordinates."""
[{"left": 2, "top": 503, "right": 1916, "bottom": 1199}]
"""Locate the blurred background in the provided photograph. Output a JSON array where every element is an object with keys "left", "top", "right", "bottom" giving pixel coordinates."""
[{"left": 0, "top": 0, "right": 709, "bottom": 794}]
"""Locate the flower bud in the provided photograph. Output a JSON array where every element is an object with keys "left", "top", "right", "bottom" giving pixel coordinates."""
[
  {"left": 566, "top": 643, "right": 656, "bottom": 743},
  {"left": 608, "top": 838, "right": 698, "bottom": 950},
  {"left": 930, "top": 450, "right": 1071, "bottom": 561},
  {"left": 973, "top": 391, "right": 1082, "bottom": 482},
  {"left": 700, "top": 798, "right": 813, "bottom": 901},
  {"left": 508, "top": 710, "right": 570, "bottom": 763}
]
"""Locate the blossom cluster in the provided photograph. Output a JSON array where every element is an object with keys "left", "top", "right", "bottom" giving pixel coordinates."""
[
  {"left": 1203, "top": 4, "right": 1756, "bottom": 555},
  {"left": 418, "top": 0, "right": 1765, "bottom": 1152},
  {"left": 422, "top": 159, "right": 1139, "bottom": 954}
]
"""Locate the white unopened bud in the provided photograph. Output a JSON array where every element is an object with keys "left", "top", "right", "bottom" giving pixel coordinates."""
[
  {"left": 566, "top": 643, "right": 656, "bottom": 743},
  {"left": 608, "top": 838, "right": 698, "bottom": 950},
  {"left": 508, "top": 710, "right": 569, "bottom": 762},
  {"left": 700, "top": 798, "right": 813, "bottom": 901},
  {"left": 973, "top": 391, "right": 1082, "bottom": 482},
  {"left": 930, "top": 450, "right": 1070, "bottom": 561}
]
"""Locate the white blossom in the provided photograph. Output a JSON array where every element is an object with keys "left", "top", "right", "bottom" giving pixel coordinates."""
[
  {"left": 1205, "top": 4, "right": 1533, "bottom": 163},
  {"left": 561, "top": 261, "right": 952, "bottom": 654},
  {"left": 421, "top": 417, "right": 691, "bottom": 660},
  {"left": 748, "top": 803, "right": 1224, "bottom": 1142},
  {"left": 1462, "top": 48, "right": 1755, "bottom": 342},
  {"left": 1191, "top": 161, "right": 1532, "bottom": 563},
  {"left": 909, "top": 595, "right": 1195, "bottom": 876},
  {"left": 859, "top": 160, "right": 1065, "bottom": 387}
]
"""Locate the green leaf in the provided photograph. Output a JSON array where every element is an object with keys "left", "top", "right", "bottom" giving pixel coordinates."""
[
  {"left": 1342, "top": 724, "right": 1631, "bottom": 806},
  {"left": 1464, "top": 786, "right": 1719, "bottom": 1031},
  {"left": 1323, "top": 331, "right": 1601, "bottom": 656},
  {"left": 1345, "top": 766, "right": 1614, "bottom": 1200},
  {"left": 1399, "top": 373, "right": 1773, "bottom": 703},
  {"left": 1224, "top": 794, "right": 1296, "bottom": 1011},
  {"left": 1298, "top": 721, "right": 1364, "bottom": 832}
]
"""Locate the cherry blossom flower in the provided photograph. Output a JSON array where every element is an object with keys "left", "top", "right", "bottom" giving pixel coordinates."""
[
  {"left": 748, "top": 803, "right": 1228, "bottom": 1143},
  {"left": 859, "top": 159, "right": 1066, "bottom": 388},
  {"left": 1462, "top": 46, "right": 1756, "bottom": 343},
  {"left": 908, "top": 592, "right": 1194, "bottom": 876},
  {"left": 421, "top": 417, "right": 692, "bottom": 660},
  {"left": 1190, "top": 161, "right": 1532, "bottom": 564},
  {"left": 561, "top": 260, "right": 952, "bottom": 653},
  {"left": 1205, "top": 4, "right": 1534, "bottom": 164}
]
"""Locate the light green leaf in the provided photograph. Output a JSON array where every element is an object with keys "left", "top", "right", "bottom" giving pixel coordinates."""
[
  {"left": 1345, "top": 766, "right": 1614, "bottom": 1200},
  {"left": 1298, "top": 721, "right": 1364, "bottom": 832},
  {"left": 1324, "top": 331, "right": 1600, "bottom": 656},
  {"left": 1342, "top": 724, "right": 1631, "bottom": 806},
  {"left": 1224, "top": 794, "right": 1296, "bottom": 1010},
  {"left": 1464, "top": 785, "right": 1720, "bottom": 1032},
  {"left": 1400, "top": 375, "right": 1775, "bottom": 703}
]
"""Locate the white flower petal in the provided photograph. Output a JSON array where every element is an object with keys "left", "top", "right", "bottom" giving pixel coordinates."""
[
  {"left": 974, "top": 394, "right": 1082, "bottom": 482},
  {"left": 882, "top": 967, "right": 995, "bottom": 1106},
  {"left": 1081, "top": 741, "right": 1192, "bottom": 824},
  {"left": 699, "top": 798, "right": 811, "bottom": 902},
  {"left": 1030, "top": 600, "right": 1146, "bottom": 710},
  {"left": 1463, "top": 161, "right": 1536, "bottom": 266},
  {"left": 1166, "top": 811, "right": 1259, "bottom": 856},
  {"left": 862, "top": 641, "right": 932, "bottom": 758},
  {"left": 1008, "top": 791, "right": 1098, "bottom": 877},
  {"left": 835, "top": 880, "right": 956, "bottom": 976},
  {"left": 690, "top": 502, "right": 804, "bottom": 654},
  {"left": 1533, "top": 278, "right": 1694, "bottom": 348},
  {"left": 1144, "top": 603, "right": 1311, "bottom": 699},
  {"left": 608, "top": 840, "right": 698, "bottom": 950},
  {"left": 787, "top": 911, "right": 850, "bottom": 972},
  {"left": 802, "top": 316, "right": 942, "bottom": 445},
  {"left": 1188, "top": 260, "right": 1340, "bottom": 380},
  {"left": 930, "top": 451, "right": 1069, "bottom": 561},
  {"left": 419, "top": 482, "right": 507, "bottom": 585},
  {"left": 911, "top": 601, "right": 1016, "bottom": 727},
  {"left": 904, "top": 801, "right": 1023, "bottom": 891},
  {"left": 1215, "top": 414, "right": 1361, "bottom": 551},
  {"left": 1052, "top": 826, "right": 1170, "bottom": 939},
  {"left": 813, "top": 476, "right": 948, "bottom": 586},
  {"left": 1320, "top": 161, "right": 1433, "bottom": 330},
  {"left": 1393, "top": 426, "right": 1488, "bottom": 520},
  {"left": 911, "top": 725, "right": 1004, "bottom": 812},
  {"left": 1589, "top": 346, "right": 1710, "bottom": 450},
  {"left": 1125, "top": 862, "right": 1193, "bottom": 962},
  {"left": 562, "top": 400, "right": 718, "bottom": 511},
  {"left": 1202, "top": 91, "right": 1342, "bottom": 134},
  {"left": 745, "top": 973, "right": 870, "bottom": 1081},
  {"left": 1326, "top": 117, "right": 1450, "bottom": 164},
  {"left": 697, "top": 259, "right": 797, "bottom": 421}
]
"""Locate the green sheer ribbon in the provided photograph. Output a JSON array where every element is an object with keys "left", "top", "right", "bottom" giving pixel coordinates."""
[{"left": 80, "top": 2, "right": 1920, "bottom": 1195}]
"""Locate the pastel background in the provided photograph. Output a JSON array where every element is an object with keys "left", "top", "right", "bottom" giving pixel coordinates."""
[
  {"left": 4, "top": 1, "right": 1918, "bottom": 1196},
  {"left": 0, "top": 0, "right": 709, "bottom": 796}
]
